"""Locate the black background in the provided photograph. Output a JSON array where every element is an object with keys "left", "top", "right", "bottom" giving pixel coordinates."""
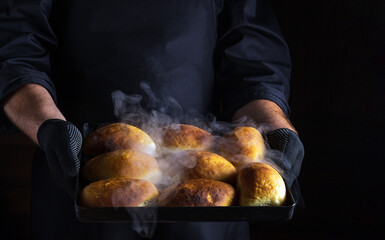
[
  {"left": 1, "top": 0, "right": 384, "bottom": 239},
  {"left": 250, "top": 0, "right": 385, "bottom": 239}
]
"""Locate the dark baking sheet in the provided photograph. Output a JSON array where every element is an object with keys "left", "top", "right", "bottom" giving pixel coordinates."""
[
  {"left": 75, "top": 191, "right": 296, "bottom": 223},
  {"left": 75, "top": 123, "right": 297, "bottom": 223}
]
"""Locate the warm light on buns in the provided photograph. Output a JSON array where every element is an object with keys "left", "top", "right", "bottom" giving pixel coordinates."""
[
  {"left": 79, "top": 178, "right": 159, "bottom": 207},
  {"left": 237, "top": 162, "right": 286, "bottom": 206},
  {"left": 157, "top": 179, "right": 235, "bottom": 207},
  {"left": 82, "top": 123, "right": 156, "bottom": 157},
  {"left": 81, "top": 150, "right": 161, "bottom": 183},
  {"left": 161, "top": 124, "right": 214, "bottom": 152},
  {"left": 79, "top": 123, "right": 293, "bottom": 209},
  {"left": 170, "top": 150, "right": 237, "bottom": 184},
  {"left": 217, "top": 126, "right": 266, "bottom": 169}
]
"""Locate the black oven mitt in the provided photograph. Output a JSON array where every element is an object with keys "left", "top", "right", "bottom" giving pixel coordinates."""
[
  {"left": 265, "top": 128, "right": 305, "bottom": 188},
  {"left": 37, "top": 119, "right": 82, "bottom": 199}
]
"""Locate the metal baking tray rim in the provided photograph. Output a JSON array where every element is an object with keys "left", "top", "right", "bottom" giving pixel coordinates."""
[{"left": 75, "top": 122, "right": 298, "bottom": 223}]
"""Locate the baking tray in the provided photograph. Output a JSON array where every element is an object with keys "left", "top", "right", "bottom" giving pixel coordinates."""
[
  {"left": 75, "top": 192, "right": 296, "bottom": 223},
  {"left": 75, "top": 122, "right": 298, "bottom": 223}
]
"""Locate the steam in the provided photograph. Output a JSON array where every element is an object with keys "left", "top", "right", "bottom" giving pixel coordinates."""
[
  {"left": 111, "top": 82, "right": 301, "bottom": 187},
  {"left": 110, "top": 82, "right": 216, "bottom": 238},
  {"left": 109, "top": 81, "right": 302, "bottom": 236},
  {"left": 111, "top": 82, "right": 214, "bottom": 191},
  {"left": 125, "top": 207, "right": 158, "bottom": 238}
]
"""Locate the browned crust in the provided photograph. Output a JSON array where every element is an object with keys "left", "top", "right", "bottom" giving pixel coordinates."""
[
  {"left": 82, "top": 123, "right": 155, "bottom": 157},
  {"left": 157, "top": 179, "right": 235, "bottom": 207},
  {"left": 161, "top": 124, "right": 214, "bottom": 151},
  {"left": 217, "top": 127, "right": 266, "bottom": 169},
  {"left": 81, "top": 150, "right": 160, "bottom": 183},
  {"left": 183, "top": 151, "right": 237, "bottom": 184},
  {"left": 237, "top": 162, "right": 286, "bottom": 206},
  {"left": 78, "top": 178, "right": 159, "bottom": 207}
]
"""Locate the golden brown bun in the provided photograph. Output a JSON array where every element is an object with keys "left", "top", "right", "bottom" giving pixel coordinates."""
[
  {"left": 82, "top": 123, "right": 156, "bottom": 157},
  {"left": 81, "top": 150, "right": 161, "bottom": 183},
  {"left": 157, "top": 179, "right": 235, "bottom": 207},
  {"left": 161, "top": 124, "right": 214, "bottom": 152},
  {"left": 237, "top": 162, "right": 286, "bottom": 206},
  {"left": 168, "top": 150, "right": 237, "bottom": 184},
  {"left": 217, "top": 127, "right": 266, "bottom": 169},
  {"left": 79, "top": 178, "right": 159, "bottom": 207}
]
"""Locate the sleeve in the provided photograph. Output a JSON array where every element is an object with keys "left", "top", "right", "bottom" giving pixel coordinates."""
[
  {"left": 0, "top": 0, "right": 57, "bottom": 132},
  {"left": 214, "top": 0, "right": 291, "bottom": 120}
]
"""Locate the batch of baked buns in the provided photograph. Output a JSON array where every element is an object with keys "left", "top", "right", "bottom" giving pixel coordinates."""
[{"left": 78, "top": 123, "right": 287, "bottom": 208}]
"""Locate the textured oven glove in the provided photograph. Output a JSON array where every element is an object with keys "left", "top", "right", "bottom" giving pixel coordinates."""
[
  {"left": 265, "top": 128, "right": 304, "bottom": 188},
  {"left": 37, "top": 119, "right": 82, "bottom": 199}
]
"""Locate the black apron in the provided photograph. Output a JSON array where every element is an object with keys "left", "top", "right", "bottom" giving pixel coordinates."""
[{"left": 51, "top": 0, "right": 218, "bottom": 126}]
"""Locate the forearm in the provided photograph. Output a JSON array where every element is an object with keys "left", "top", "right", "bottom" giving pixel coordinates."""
[
  {"left": 232, "top": 99, "right": 297, "bottom": 134},
  {"left": 2, "top": 84, "right": 65, "bottom": 144}
]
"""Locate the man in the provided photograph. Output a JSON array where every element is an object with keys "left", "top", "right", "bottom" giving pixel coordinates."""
[{"left": 0, "top": 0, "right": 304, "bottom": 239}]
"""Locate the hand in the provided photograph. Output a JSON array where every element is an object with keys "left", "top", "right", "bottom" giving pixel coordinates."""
[
  {"left": 37, "top": 119, "right": 82, "bottom": 199},
  {"left": 265, "top": 128, "right": 304, "bottom": 187}
]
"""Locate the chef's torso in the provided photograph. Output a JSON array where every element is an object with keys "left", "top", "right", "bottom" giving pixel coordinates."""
[{"left": 50, "top": 0, "right": 218, "bottom": 126}]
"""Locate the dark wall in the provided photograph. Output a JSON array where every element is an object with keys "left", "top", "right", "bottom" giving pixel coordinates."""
[
  {"left": 251, "top": 0, "right": 385, "bottom": 238},
  {"left": 0, "top": 134, "right": 34, "bottom": 239}
]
